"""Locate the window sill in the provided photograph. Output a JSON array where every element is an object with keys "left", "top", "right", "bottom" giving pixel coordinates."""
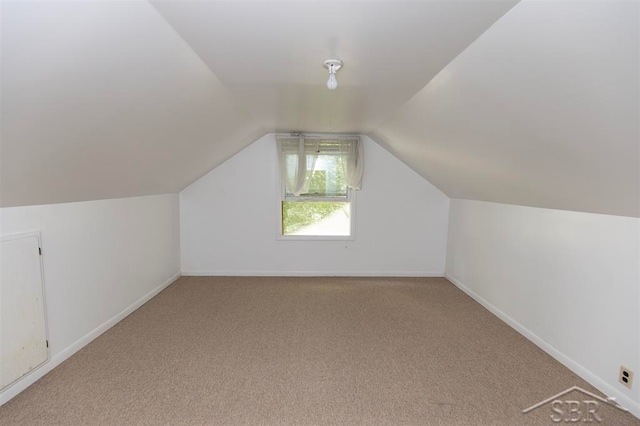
[{"left": 277, "top": 235, "right": 355, "bottom": 241}]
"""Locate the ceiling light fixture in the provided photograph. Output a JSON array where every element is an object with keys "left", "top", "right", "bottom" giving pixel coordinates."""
[{"left": 323, "top": 59, "right": 343, "bottom": 90}]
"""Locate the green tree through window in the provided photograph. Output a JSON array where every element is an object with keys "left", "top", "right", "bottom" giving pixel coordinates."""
[{"left": 283, "top": 155, "right": 349, "bottom": 235}]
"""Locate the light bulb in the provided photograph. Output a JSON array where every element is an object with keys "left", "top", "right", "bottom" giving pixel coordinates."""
[{"left": 327, "top": 72, "right": 338, "bottom": 90}]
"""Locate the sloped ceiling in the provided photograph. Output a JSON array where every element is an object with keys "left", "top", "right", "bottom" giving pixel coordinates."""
[
  {"left": 150, "top": 0, "right": 519, "bottom": 134},
  {"left": 2, "top": 0, "right": 638, "bottom": 218},
  {"left": 1, "top": 0, "right": 264, "bottom": 207},
  {"left": 371, "top": 0, "right": 639, "bottom": 217},
  {"left": 0, "top": 0, "right": 517, "bottom": 207}
]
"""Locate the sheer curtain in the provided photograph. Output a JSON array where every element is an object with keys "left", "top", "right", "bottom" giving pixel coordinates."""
[
  {"left": 339, "top": 138, "right": 364, "bottom": 190},
  {"left": 276, "top": 135, "right": 363, "bottom": 195},
  {"left": 276, "top": 136, "right": 320, "bottom": 196}
]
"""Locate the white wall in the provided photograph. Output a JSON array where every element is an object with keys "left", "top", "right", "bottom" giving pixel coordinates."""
[
  {"left": 446, "top": 199, "right": 640, "bottom": 417},
  {"left": 0, "top": 194, "right": 181, "bottom": 404},
  {"left": 180, "top": 134, "right": 449, "bottom": 276}
]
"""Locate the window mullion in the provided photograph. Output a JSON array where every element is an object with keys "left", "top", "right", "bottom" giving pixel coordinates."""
[{"left": 284, "top": 196, "right": 347, "bottom": 203}]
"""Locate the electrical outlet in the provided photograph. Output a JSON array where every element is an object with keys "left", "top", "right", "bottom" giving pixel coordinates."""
[{"left": 619, "top": 366, "right": 633, "bottom": 389}]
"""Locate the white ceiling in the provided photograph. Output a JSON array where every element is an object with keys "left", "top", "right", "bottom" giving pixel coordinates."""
[
  {"left": 150, "top": 0, "right": 519, "bottom": 134},
  {"left": 371, "top": 0, "right": 639, "bottom": 217},
  {"left": 1, "top": 0, "right": 264, "bottom": 207},
  {"left": 2, "top": 0, "right": 638, "bottom": 218}
]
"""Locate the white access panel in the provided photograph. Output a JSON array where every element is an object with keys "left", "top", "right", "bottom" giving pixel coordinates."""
[{"left": 0, "top": 231, "right": 49, "bottom": 390}]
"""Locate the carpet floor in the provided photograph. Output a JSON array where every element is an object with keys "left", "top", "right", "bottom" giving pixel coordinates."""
[{"left": 1, "top": 276, "right": 638, "bottom": 425}]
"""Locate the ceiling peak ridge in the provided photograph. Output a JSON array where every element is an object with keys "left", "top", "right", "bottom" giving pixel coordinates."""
[
  {"left": 369, "top": 0, "right": 523, "bottom": 136},
  {"left": 147, "top": 0, "right": 264, "bottom": 130}
]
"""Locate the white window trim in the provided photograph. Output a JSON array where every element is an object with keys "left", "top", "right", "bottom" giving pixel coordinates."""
[{"left": 275, "top": 143, "right": 356, "bottom": 241}]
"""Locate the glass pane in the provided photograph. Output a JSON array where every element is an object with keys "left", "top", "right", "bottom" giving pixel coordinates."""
[
  {"left": 284, "top": 154, "right": 347, "bottom": 197},
  {"left": 282, "top": 202, "right": 350, "bottom": 236},
  {"left": 305, "top": 155, "right": 346, "bottom": 197}
]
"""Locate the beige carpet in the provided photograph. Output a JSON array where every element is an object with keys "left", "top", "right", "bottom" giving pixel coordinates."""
[{"left": 1, "top": 276, "right": 638, "bottom": 425}]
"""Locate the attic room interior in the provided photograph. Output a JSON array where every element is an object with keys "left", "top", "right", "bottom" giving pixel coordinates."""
[{"left": 1, "top": 0, "right": 638, "bottom": 424}]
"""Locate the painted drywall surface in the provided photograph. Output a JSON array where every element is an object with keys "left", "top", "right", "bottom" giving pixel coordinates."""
[
  {"left": 180, "top": 135, "right": 449, "bottom": 275},
  {"left": 1, "top": 0, "right": 263, "bottom": 207},
  {"left": 372, "top": 0, "right": 639, "bottom": 217},
  {"left": 0, "top": 194, "right": 180, "bottom": 370},
  {"left": 151, "top": 0, "right": 518, "bottom": 133},
  {"left": 446, "top": 199, "right": 640, "bottom": 415}
]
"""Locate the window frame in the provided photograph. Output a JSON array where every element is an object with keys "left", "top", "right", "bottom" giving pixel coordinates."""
[{"left": 276, "top": 137, "right": 357, "bottom": 241}]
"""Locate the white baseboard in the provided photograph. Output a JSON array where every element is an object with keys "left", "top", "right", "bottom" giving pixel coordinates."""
[
  {"left": 444, "top": 273, "right": 640, "bottom": 420},
  {"left": 181, "top": 270, "right": 444, "bottom": 277},
  {"left": 0, "top": 271, "right": 181, "bottom": 406}
]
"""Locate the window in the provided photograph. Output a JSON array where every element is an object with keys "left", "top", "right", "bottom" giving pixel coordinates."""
[{"left": 277, "top": 135, "right": 363, "bottom": 239}]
